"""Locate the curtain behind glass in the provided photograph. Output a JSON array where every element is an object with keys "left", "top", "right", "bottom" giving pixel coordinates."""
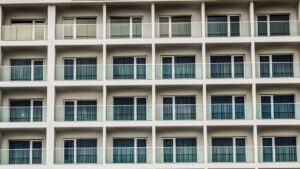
[
  {"left": 64, "top": 140, "right": 75, "bottom": 163},
  {"left": 113, "top": 57, "right": 134, "bottom": 79},
  {"left": 210, "top": 56, "right": 231, "bottom": 78},
  {"left": 11, "top": 59, "right": 31, "bottom": 81},
  {"left": 63, "top": 19, "right": 74, "bottom": 39},
  {"left": 77, "top": 139, "right": 97, "bottom": 163},
  {"left": 275, "top": 137, "right": 297, "bottom": 162},
  {"left": 64, "top": 101, "right": 75, "bottom": 121},
  {"left": 175, "top": 56, "right": 195, "bottom": 79},
  {"left": 33, "top": 60, "right": 43, "bottom": 80},
  {"left": 77, "top": 100, "right": 97, "bottom": 121},
  {"left": 136, "top": 58, "right": 146, "bottom": 79},
  {"left": 137, "top": 139, "right": 147, "bottom": 163},
  {"left": 171, "top": 16, "right": 191, "bottom": 37},
  {"left": 110, "top": 17, "right": 130, "bottom": 38},
  {"left": 234, "top": 56, "right": 244, "bottom": 78},
  {"left": 9, "top": 141, "right": 30, "bottom": 164},
  {"left": 32, "top": 141, "right": 42, "bottom": 164},
  {"left": 10, "top": 100, "right": 31, "bottom": 122},
  {"left": 261, "top": 96, "right": 272, "bottom": 119},
  {"left": 175, "top": 96, "right": 196, "bottom": 120},
  {"left": 113, "top": 139, "right": 134, "bottom": 163},
  {"left": 235, "top": 138, "right": 246, "bottom": 162},
  {"left": 262, "top": 138, "right": 273, "bottom": 162},
  {"left": 64, "top": 59, "right": 74, "bottom": 80},
  {"left": 76, "top": 58, "right": 97, "bottom": 80},
  {"left": 257, "top": 16, "right": 268, "bottom": 36},
  {"left": 235, "top": 97, "right": 245, "bottom": 119},
  {"left": 159, "top": 17, "right": 169, "bottom": 37},
  {"left": 176, "top": 138, "right": 197, "bottom": 162},
  {"left": 76, "top": 18, "right": 96, "bottom": 39},
  {"left": 163, "top": 139, "right": 173, "bottom": 162},
  {"left": 270, "top": 15, "right": 290, "bottom": 36},
  {"left": 230, "top": 16, "right": 240, "bottom": 37},
  {"left": 273, "top": 95, "right": 295, "bottom": 119},
  {"left": 113, "top": 97, "right": 134, "bottom": 120},
  {"left": 207, "top": 16, "right": 227, "bottom": 37},
  {"left": 259, "top": 56, "right": 270, "bottom": 77},
  {"left": 132, "top": 18, "right": 142, "bottom": 38},
  {"left": 211, "top": 96, "right": 233, "bottom": 119},
  {"left": 212, "top": 138, "right": 233, "bottom": 162},
  {"left": 162, "top": 57, "right": 172, "bottom": 79},
  {"left": 272, "top": 55, "right": 293, "bottom": 77},
  {"left": 136, "top": 98, "right": 146, "bottom": 120},
  {"left": 163, "top": 97, "right": 173, "bottom": 120},
  {"left": 33, "top": 100, "right": 43, "bottom": 121}
]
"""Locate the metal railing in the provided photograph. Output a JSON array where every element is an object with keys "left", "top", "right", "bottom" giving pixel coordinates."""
[
  {"left": 155, "top": 63, "right": 202, "bottom": 80},
  {"left": 2, "top": 25, "right": 47, "bottom": 41},
  {"left": 0, "top": 106, "right": 46, "bottom": 122},
  {"left": 106, "top": 64, "right": 152, "bottom": 80},
  {"left": 56, "top": 24, "right": 102, "bottom": 40},
  {"left": 207, "top": 103, "right": 253, "bottom": 120},
  {"left": 54, "top": 148, "right": 102, "bottom": 164},
  {"left": 54, "top": 105, "right": 102, "bottom": 122},
  {"left": 206, "top": 62, "right": 252, "bottom": 79},
  {"left": 0, "top": 65, "right": 47, "bottom": 81},
  {"left": 207, "top": 146, "right": 254, "bottom": 163},
  {"left": 155, "top": 104, "right": 203, "bottom": 121},
  {"left": 106, "top": 105, "right": 152, "bottom": 121},
  {"left": 156, "top": 22, "right": 202, "bottom": 38},
  {"left": 106, "top": 23, "right": 152, "bottom": 39},
  {"left": 55, "top": 65, "right": 102, "bottom": 80},
  {"left": 106, "top": 147, "right": 152, "bottom": 164}
]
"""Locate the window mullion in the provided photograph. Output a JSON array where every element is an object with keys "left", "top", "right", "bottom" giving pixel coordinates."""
[
  {"left": 74, "top": 18, "right": 76, "bottom": 39},
  {"left": 169, "top": 17, "right": 172, "bottom": 38},
  {"left": 32, "top": 20, "right": 35, "bottom": 40},
  {"left": 172, "top": 96, "right": 176, "bottom": 120}
]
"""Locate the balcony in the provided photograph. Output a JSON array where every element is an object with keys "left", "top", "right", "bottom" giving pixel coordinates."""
[
  {"left": 106, "top": 105, "right": 152, "bottom": 121},
  {"left": 54, "top": 148, "right": 102, "bottom": 164},
  {"left": 56, "top": 24, "right": 102, "bottom": 40},
  {"left": 256, "top": 103, "right": 300, "bottom": 120},
  {"left": 106, "top": 147, "right": 152, "bottom": 164},
  {"left": 256, "top": 62, "right": 300, "bottom": 78},
  {"left": 0, "top": 148, "right": 46, "bottom": 164},
  {"left": 106, "top": 23, "right": 152, "bottom": 39},
  {"left": 155, "top": 22, "right": 202, "bottom": 38},
  {"left": 2, "top": 24, "right": 47, "bottom": 41},
  {"left": 155, "top": 104, "right": 202, "bottom": 121},
  {"left": 54, "top": 105, "right": 102, "bottom": 122},
  {"left": 255, "top": 21, "right": 299, "bottom": 37},
  {"left": 106, "top": 64, "right": 152, "bottom": 80},
  {"left": 206, "top": 62, "right": 252, "bottom": 79},
  {"left": 206, "top": 21, "right": 250, "bottom": 37},
  {"left": 155, "top": 63, "right": 202, "bottom": 80},
  {"left": 0, "top": 65, "right": 47, "bottom": 81},
  {"left": 207, "top": 103, "right": 252, "bottom": 120},
  {"left": 156, "top": 147, "right": 204, "bottom": 163},
  {"left": 258, "top": 146, "right": 300, "bottom": 162},
  {"left": 0, "top": 106, "right": 46, "bottom": 122},
  {"left": 55, "top": 65, "right": 102, "bottom": 81},
  {"left": 208, "top": 146, "right": 254, "bottom": 163}
]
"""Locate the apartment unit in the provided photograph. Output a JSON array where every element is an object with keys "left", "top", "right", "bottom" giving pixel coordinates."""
[{"left": 0, "top": 0, "right": 299, "bottom": 169}]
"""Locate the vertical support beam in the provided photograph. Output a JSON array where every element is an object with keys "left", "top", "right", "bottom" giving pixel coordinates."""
[
  {"left": 46, "top": 5, "right": 56, "bottom": 166},
  {"left": 203, "top": 84, "right": 207, "bottom": 164},
  {"left": 103, "top": 126, "right": 106, "bottom": 164},
  {"left": 0, "top": 5, "right": 3, "bottom": 41},
  {"left": 152, "top": 84, "right": 156, "bottom": 121},
  {"left": 253, "top": 125, "right": 258, "bottom": 165},
  {"left": 203, "top": 125, "right": 208, "bottom": 164},
  {"left": 202, "top": 42, "right": 206, "bottom": 79},
  {"left": 103, "top": 4, "right": 107, "bottom": 40},
  {"left": 249, "top": 1, "right": 255, "bottom": 37},
  {"left": 151, "top": 43, "right": 155, "bottom": 80},
  {"left": 251, "top": 42, "right": 255, "bottom": 79},
  {"left": 151, "top": 3, "right": 155, "bottom": 39},
  {"left": 152, "top": 126, "right": 156, "bottom": 164},
  {"left": 298, "top": 0, "right": 300, "bottom": 20},
  {"left": 103, "top": 85, "right": 107, "bottom": 123},
  {"left": 103, "top": 44, "right": 107, "bottom": 80},
  {"left": 201, "top": 2, "right": 206, "bottom": 38}
]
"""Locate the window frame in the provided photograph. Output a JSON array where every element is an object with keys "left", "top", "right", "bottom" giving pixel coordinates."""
[{"left": 206, "top": 15, "right": 241, "bottom": 37}]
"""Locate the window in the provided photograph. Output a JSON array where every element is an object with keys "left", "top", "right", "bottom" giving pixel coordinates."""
[
  {"left": 257, "top": 14, "right": 290, "bottom": 36},
  {"left": 162, "top": 56, "right": 195, "bottom": 79},
  {"left": 210, "top": 55, "right": 244, "bottom": 78},
  {"left": 9, "top": 99, "right": 43, "bottom": 122},
  {"left": 109, "top": 16, "right": 142, "bottom": 38},
  {"left": 163, "top": 138, "right": 197, "bottom": 163},
  {"left": 162, "top": 96, "right": 196, "bottom": 120},
  {"left": 64, "top": 139, "right": 97, "bottom": 164},
  {"left": 260, "top": 95, "right": 295, "bottom": 119},
  {"left": 63, "top": 58, "right": 97, "bottom": 80},
  {"left": 10, "top": 59, "right": 44, "bottom": 81},
  {"left": 113, "top": 56, "right": 146, "bottom": 79},
  {"left": 262, "top": 137, "right": 297, "bottom": 162},
  {"left": 259, "top": 55, "right": 293, "bottom": 77},
  {"left": 10, "top": 20, "right": 46, "bottom": 40},
  {"left": 212, "top": 137, "right": 246, "bottom": 162},
  {"left": 63, "top": 18, "right": 97, "bottom": 39},
  {"left": 64, "top": 100, "right": 97, "bottom": 121},
  {"left": 113, "top": 138, "right": 147, "bottom": 163},
  {"left": 9, "top": 140, "right": 42, "bottom": 164},
  {"left": 159, "top": 16, "right": 191, "bottom": 37},
  {"left": 211, "top": 95, "right": 245, "bottom": 119},
  {"left": 207, "top": 15, "right": 240, "bottom": 37},
  {"left": 113, "top": 97, "right": 147, "bottom": 120}
]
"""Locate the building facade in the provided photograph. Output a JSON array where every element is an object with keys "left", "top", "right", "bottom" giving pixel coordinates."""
[{"left": 0, "top": 0, "right": 299, "bottom": 169}]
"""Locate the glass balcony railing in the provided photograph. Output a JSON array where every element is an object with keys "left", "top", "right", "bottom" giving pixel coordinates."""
[
  {"left": 106, "top": 64, "right": 152, "bottom": 80},
  {"left": 206, "top": 63, "right": 252, "bottom": 79},
  {"left": 207, "top": 103, "right": 253, "bottom": 120},
  {"left": 258, "top": 146, "right": 300, "bottom": 162},
  {"left": 0, "top": 65, "right": 47, "bottom": 81},
  {"left": 0, "top": 149, "right": 46, "bottom": 164},
  {"left": 208, "top": 146, "right": 254, "bottom": 163},
  {"left": 155, "top": 104, "right": 202, "bottom": 121},
  {"left": 255, "top": 21, "right": 299, "bottom": 37},
  {"left": 2, "top": 25, "right": 47, "bottom": 41},
  {"left": 106, "top": 105, "right": 152, "bottom": 121},
  {"left": 156, "top": 22, "right": 202, "bottom": 38},
  {"left": 206, "top": 21, "right": 251, "bottom": 37},
  {"left": 55, "top": 24, "right": 102, "bottom": 40},
  {"left": 256, "top": 103, "right": 300, "bottom": 120},
  {"left": 106, "top": 147, "right": 152, "bottom": 164},
  {"left": 54, "top": 105, "right": 102, "bottom": 122},
  {"left": 156, "top": 147, "right": 204, "bottom": 163},
  {"left": 155, "top": 63, "right": 202, "bottom": 80},
  {"left": 106, "top": 23, "right": 152, "bottom": 39},
  {"left": 55, "top": 65, "right": 102, "bottom": 81},
  {"left": 0, "top": 106, "right": 46, "bottom": 122},
  {"left": 256, "top": 62, "right": 300, "bottom": 78},
  {"left": 54, "top": 148, "right": 102, "bottom": 164}
]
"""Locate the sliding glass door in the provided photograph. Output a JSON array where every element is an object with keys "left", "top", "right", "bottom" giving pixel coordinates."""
[
  {"left": 259, "top": 55, "right": 293, "bottom": 78},
  {"left": 11, "top": 59, "right": 44, "bottom": 81},
  {"left": 210, "top": 56, "right": 244, "bottom": 78},
  {"left": 163, "top": 96, "right": 196, "bottom": 120},
  {"left": 159, "top": 16, "right": 191, "bottom": 37},
  {"left": 211, "top": 96, "right": 245, "bottom": 120},
  {"left": 63, "top": 58, "right": 97, "bottom": 80},
  {"left": 257, "top": 14, "right": 290, "bottom": 36},
  {"left": 64, "top": 139, "right": 97, "bottom": 164},
  {"left": 10, "top": 100, "right": 43, "bottom": 122},
  {"left": 162, "top": 56, "right": 195, "bottom": 79},
  {"left": 64, "top": 100, "right": 97, "bottom": 121},
  {"left": 113, "top": 97, "right": 146, "bottom": 120},
  {"left": 113, "top": 138, "right": 146, "bottom": 163},
  {"left": 9, "top": 140, "right": 42, "bottom": 164},
  {"left": 110, "top": 17, "right": 142, "bottom": 38},
  {"left": 63, "top": 18, "right": 96, "bottom": 39},
  {"left": 113, "top": 57, "right": 146, "bottom": 79},
  {"left": 207, "top": 15, "right": 240, "bottom": 37}
]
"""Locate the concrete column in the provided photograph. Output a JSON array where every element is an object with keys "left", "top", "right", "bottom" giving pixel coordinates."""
[
  {"left": 253, "top": 125, "right": 258, "bottom": 165},
  {"left": 0, "top": 6, "right": 3, "bottom": 41},
  {"left": 151, "top": 43, "right": 155, "bottom": 80},
  {"left": 201, "top": 2, "right": 205, "bottom": 38},
  {"left": 203, "top": 125, "right": 208, "bottom": 164},
  {"left": 151, "top": 3, "right": 155, "bottom": 39},
  {"left": 251, "top": 42, "right": 255, "bottom": 79},
  {"left": 102, "top": 126, "right": 106, "bottom": 164},
  {"left": 202, "top": 43, "right": 206, "bottom": 79},
  {"left": 250, "top": 1, "right": 255, "bottom": 37},
  {"left": 103, "top": 4, "right": 107, "bottom": 39},
  {"left": 103, "top": 44, "right": 107, "bottom": 80},
  {"left": 152, "top": 126, "right": 156, "bottom": 164}
]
